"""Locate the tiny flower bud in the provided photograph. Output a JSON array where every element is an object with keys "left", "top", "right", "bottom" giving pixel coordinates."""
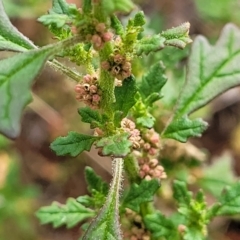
[
  {"left": 89, "top": 85, "right": 98, "bottom": 93},
  {"left": 92, "top": 94, "right": 101, "bottom": 103},
  {"left": 102, "top": 31, "right": 113, "bottom": 42},
  {"left": 95, "top": 23, "right": 106, "bottom": 33}
]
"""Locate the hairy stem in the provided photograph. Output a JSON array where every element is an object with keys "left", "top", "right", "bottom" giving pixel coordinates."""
[{"left": 123, "top": 154, "right": 141, "bottom": 184}]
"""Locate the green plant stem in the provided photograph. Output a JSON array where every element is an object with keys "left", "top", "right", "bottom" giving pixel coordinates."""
[
  {"left": 99, "top": 42, "right": 115, "bottom": 119},
  {"left": 83, "top": 158, "right": 124, "bottom": 239},
  {"left": 48, "top": 59, "right": 82, "bottom": 82},
  {"left": 123, "top": 154, "right": 141, "bottom": 184}
]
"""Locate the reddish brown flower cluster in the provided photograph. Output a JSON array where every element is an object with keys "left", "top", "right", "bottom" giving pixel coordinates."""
[
  {"left": 121, "top": 118, "right": 141, "bottom": 149},
  {"left": 138, "top": 156, "right": 167, "bottom": 180},
  {"left": 142, "top": 128, "right": 161, "bottom": 156},
  {"left": 123, "top": 208, "right": 150, "bottom": 240},
  {"left": 88, "top": 22, "right": 113, "bottom": 50},
  {"left": 101, "top": 53, "right": 132, "bottom": 82},
  {"left": 75, "top": 74, "right": 101, "bottom": 108}
]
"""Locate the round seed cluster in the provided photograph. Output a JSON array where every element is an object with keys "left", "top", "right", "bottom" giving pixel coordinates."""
[
  {"left": 75, "top": 74, "right": 101, "bottom": 108},
  {"left": 138, "top": 157, "right": 167, "bottom": 180},
  {"left": 101, "top": 53, "right": 132, "bottom": 83},
  {"left": 121, "top": 118, "right": 141, "bottom": 149}
]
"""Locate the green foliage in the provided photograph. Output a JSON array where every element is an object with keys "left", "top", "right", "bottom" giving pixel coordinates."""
[
  {"left": 50, "top": 132, "right": 98, "bottom": 157},
  {"left": 173, "top": 180, "right": 210, "bottom": 240},
  {"left": 121, "top": 179, "right": 160, "bottom": 212},
  {"left": 144, "top": 213, "right": 180, "bottom": 240},
  {"left": 0, "top": 0, "right": 35, "bottom": 51},
  {"left": 161, "top": 22, "right": 192, "bottom": 49},
  {"left": 36, "top": 198, "right": 95, "bottom": 228},
  {"left": 138, "top": 61, "right": 167, "bottom": 105},
  {"left": 78, "top": 107, "right": 108, "bottom": 129},
  {"left": 214, "top": 182, "right": 240, "bottom": 216},
  {"left": 38, "top": 14, "right": 69, "bottom": 28},
  {"left": 101, "top": 0, "right": 134, "bottom": 15},
  {"left": 0, "top": 45, "right": 59, "bottom": 138},
  {"left": 162, "top": 117, "right": 208, "bottom": 142},
  {"left": 50, "top": 0, "right": 69, "bottom": 14},
  {"left": 136, "top": 35, "right": 165, "bottom": 55},
  {"left": 85, "top": 167, "right": 108, "bottom": 196},
  {"left": 164, "top": 23, "right": 240, "bottom": 142},
  {"left": 77, "top": 167, "right": 109, "bottom": 209},
  {"left": 113, "top": 75, "right": 137, "bottom": 123},
  {"left": 96, "top": 132, "right": 132, "bottom": 157}
]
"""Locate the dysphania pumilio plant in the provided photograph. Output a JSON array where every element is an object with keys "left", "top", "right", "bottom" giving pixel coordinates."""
[{"left": 1, "top": 0, "right": 240, "bottom": 239}]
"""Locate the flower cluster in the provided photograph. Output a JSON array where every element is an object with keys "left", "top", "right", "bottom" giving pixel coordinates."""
[
  {"left": 101, "top": 53, "right": 132, "bottom": 83},
  {"left": 75, "top": 74, "right": 101, "bottom": 108},
  {"left": 138, "top": 156, "right": 167, "bottom": 180},
  {"left": 121, "top": 118, "right": 141, "bottom": 149},
  {"left": 122, "top": 208, "right": 150, "bottom": 240},
  {"left": 142, "top": 128, "right": 161, "bottom": 156},
  {"left": 89, "top": 22, "right": 113, "bottom": 50}
]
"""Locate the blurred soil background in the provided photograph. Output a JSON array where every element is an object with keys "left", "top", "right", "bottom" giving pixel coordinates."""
[{"left": 1, "top": 0, "right": 240, "bottom": 239}]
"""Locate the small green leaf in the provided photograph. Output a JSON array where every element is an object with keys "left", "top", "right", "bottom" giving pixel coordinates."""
[
  {"left": 50, "top": 0, "right": 70, "bottom": 14},
  {"left": 0, "top": 0, "right": 35, "bottom": 51},
  {"left": 85, "top": 167, "right": 108, "bottom": 195},
  {"left": 215, "top": 182, "right": 240, "bottom": 216},
  {"left": 96, "top": 132, "right": 132, "bottom": 157},
  {"left": 144, "top": 213, "right": 180, "bottom": 239},
  {"left": 113, "top": 75, "right": 137, "bottom": 120},
  {"left": 136, "top": 114, "right": 155, "bottom": 128},
  {"left": 162, "top": 116, "right": 208, "bottom": 142},
  {"left": 83, "top": 158, "right": 123, "bottom": 240},
  {"left": 38, "top": 14, "right": 69, "bottom": 28},
  {"left": 133, "top": 11, "right": 146, "bottom": 27},
  {"left": 110, "top": 15, "right": 124, "bottom": 36},
  {"left": 139, "top": 61, "right": 167, "bottom": 104},
  {"left": 136, "top": 35, "right": 165, "bottom": 55},
  {"left": 36, "top": 198, "right": 95, "bottom": 228},
  {"left": 173, "top": 180, "right": 192, "bottom": 205},
  {"left": 161, "top": 22, "right": 192, "bottom": 49},
  {"left": 78, "top": 107, "right": 107, "bottom": 128},
  {"left": 82, "top": 0, "right": 92, "bottom": 14},
  {"left": 50, "top": 132, "right": 98, "bottom": 157},
  {"left": 102, "top": 0, "right": 134, "bottom": 14},
  {"left": 0, "top": 45, "right": 58, "bottom": 138},
  {"left": 121, "top": 179, "right": 160, "bottom": 212}
]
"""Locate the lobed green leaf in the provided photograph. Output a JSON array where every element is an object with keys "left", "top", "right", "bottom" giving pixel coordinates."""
[
  {"left": 215, "top": 182, "right": 240, "bottom": 216},
  {"left": 144, "top": 213, "right": 180, "bottom": 240},
  {"left": 50, "top": 0, "right": 70, "bottom": 14},
  {"left": 162, "top": 116, "right": 208, "bottom": 142},
  {"left": 50, "top": 132, "right": 98, "bottom": 157},
  {"left": 113, "top": 75, "right": 137, "bottom": 122},
  {"left": 78, "top": 107, "right": 107, "bottom": 128},
  {"left": 96, "top": 132, "right": 132, "bottom": 157},
  {"left": 139, "top": 61, "right": 167, "bottom": 105},
  {"left": 85, "top": 167, "right": 108, "bottom": 195},
  {"left": 164, "top": 24, "right": 240, "bottom": 142},
  {"left": 121, "top": 179, "right": 160, "bottom": 212},
  {"left": 36, "top": 198, "right": 95, "bottom": 228},
  {"left": 173, "top": 180, "right": 192, "bottom": 206}
]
